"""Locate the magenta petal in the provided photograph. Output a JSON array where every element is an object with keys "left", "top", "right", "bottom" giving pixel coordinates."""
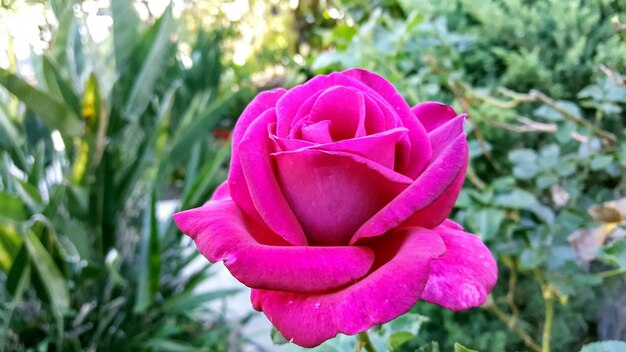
[
  {"left": 422, "top": 221, "right": 498, "bottom": 311},
  {"left": 238, "top": 108, "right": 308, "bottom": 246},
  {"left": 309, "top": 86, "right": 367, "bottom": 139},
  {"left": 352, "top": 133, "right": 468, "bottom": 244},
  {"left": 273, "top": 148, "right": 411, "bottom": 246},
  {"left": 273, "top": 127, "right": 409, "bottom": 170},
  {"left": 301, "top": 120, "right": 333, "bottom": 143},
  {"left": 315, "top": 128, "right": 408, "bottom": 170},
  {"left": 210, "top": 181, "right": 230, "bottom": 201},
  {"left": 251, "top": 227, "right": 445, "bottom": 348},
  {"left": 411, "top": 102, "right": 458, "bottom": 132},
  {"left": 229, "top": 89, "right": 285, "bottom": 224},
  {"left": 341, "top": 69, "right": 432, "bottom": 178},
  {"left": 173, "top": 200, "right": 375, "bottom": 293},
  {"left": 428, "top": 114, "right": 467, "bottom": 159}
]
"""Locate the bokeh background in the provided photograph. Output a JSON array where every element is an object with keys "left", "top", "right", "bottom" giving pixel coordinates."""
[{"left": 1, "top": 0, "right": 626, "bottom": 351}]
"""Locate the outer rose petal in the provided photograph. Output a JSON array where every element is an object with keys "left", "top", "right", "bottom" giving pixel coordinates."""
[
  {"left": 396, "top": 116, "right": 468, "bottom": 228},
  {"left": 428, "top": 114, "right": 467, "bottom": 159},
  {"left": 352, "top": 133, "right": 468, "bottom": 244},
  {"left": 229, "top": 89, "right": 285, "bottom": 224},
  {"left": 238, "top": 108, "right": 308, "bottom": 246},
  {"left": 422, "top": 221, "right": 498, "bottom": 311},
  {"left": 411, "top": 101, "right": 458, "bottom": 132},
  {"left": 210, "top": 181, "right": 230, "bottom": 201},
  {"left": 251, "top": 227, "right": 445, "bottom": 347},
  {"left": 173, "top": 199, "right": 376, "bottom": 293}
]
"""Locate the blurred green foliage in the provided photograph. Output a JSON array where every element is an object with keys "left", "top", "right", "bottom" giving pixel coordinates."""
[
  {"left": 0, "top": 1, "right": 245, "bottom": 350},
  {"left": 308, "top": 0, "right": 626, "bottom": 351}
]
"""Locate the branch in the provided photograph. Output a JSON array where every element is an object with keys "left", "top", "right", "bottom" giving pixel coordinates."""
[
  {"left": 449, "top": 81, "right": 617, "bottom": 146},
  {"left": 355, "top": 331, "right": 377, "bottom": 352},
  {"left": 483, "top": 297, "right": 541, "bottom": 352}
]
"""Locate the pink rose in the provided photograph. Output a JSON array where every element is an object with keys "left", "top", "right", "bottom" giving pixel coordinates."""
[{"left": 174, "top": 69, "right": 497, "bottom": 347}]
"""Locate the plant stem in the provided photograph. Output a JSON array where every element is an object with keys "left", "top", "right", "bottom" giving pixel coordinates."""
[
  {"left": 484, "top": 302, "right": 541, "bottom": 352},
  {"left": 598, "top": 267, "right": 626, "bottom": 279},
  {"left": 355, "top": 331, "right": 377, "bottom": 352},
  {"left": 541, "top": 287, "right": 555, "bottom": 352}
]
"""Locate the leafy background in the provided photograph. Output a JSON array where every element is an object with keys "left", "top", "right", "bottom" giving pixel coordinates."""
[{"left": 0, "top": 0, "right": 625, "bottom": 351}]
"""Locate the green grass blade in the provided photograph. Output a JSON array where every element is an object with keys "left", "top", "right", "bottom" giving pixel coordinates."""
[
  {"left": 111, "top": 0, "right": 139, "bottom": 73},
  {"left": 123, "top": 7, "right": 174, "bottom": 122},
  {"left": 134, "top": 190, "right": 161, "bottom": 313},
  {"left": 169, "top": 91, "right": 236, "bottom": 161},
  {"left": 0, "top": 192, "right": 27, "bottom": 223},
  {"left": 23, "top": 228, "right": 70, "bottom": 316}
]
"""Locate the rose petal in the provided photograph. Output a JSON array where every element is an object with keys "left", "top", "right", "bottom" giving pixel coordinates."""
[
  {"left": 276, "top": 71, "right": 417, "bottom": 142},
  {"left": 399, "top": 161, "right": 466, "bottom": 229},
  {"left": 210, "top": 181, "right": 230, "bottom": 201},
  {"left": 273, "top": 148, "right": 412, "bottom": 245},
  {"left": 411, "top": 102, "right": 458, "bottom": 132},
  {"left": 280, "top": 91, "right": 322, "bottom": 139},
  {"left": 394, "top": 116, "right": 468, "bottom": 228},
  {"left": 229, "top": 89, "right": 286, "bottom": 224},
  {"left": 237, "top": 108, "right": 308, "bottom": 246},
  {"left": 273, "top": 127, "right": 409, "bottom": 170},
  {"left": 352, "top": 133, "right": 468, "bottom": 244},
  {"left": 341, "top": 69, "right": 432, "bottom": 178},
  {"left": 428, "top": 114, "right": 467, "bottom": 159},
  {"left": 309, "top": 86, "right": 367, "bottom": 139},
  {"left": 301, "top": 120, "right": 333, "bottom": 143},
  {"left": 173, "top": 199, "right": 376, "bottom": 293},
  {"left": 251, "top": 227, "right": 445, "bottom": 348},
  {"left": 422, "top": 221, "right": 498, "bottom": 311}
]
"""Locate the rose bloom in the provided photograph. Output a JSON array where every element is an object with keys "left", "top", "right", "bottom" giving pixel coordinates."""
[{"left": 174, "top": 69, "right": 497, "bottom": 347}]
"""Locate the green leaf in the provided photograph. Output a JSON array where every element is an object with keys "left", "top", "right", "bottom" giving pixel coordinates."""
[
  {"left": 169, "top": 91, "right": 236, "bottom": 161},
  {"left": 493, "top": 189, "right": 537, "bottom": 209},
  {"left": 28, "top": 143, "right": 45, "bottom": 186},
  {"left": 48, "top": 1, "right": 74, "bottom": 66},
  {"left": 6, "top": 244, "right": 28, "bottom": 295},
  {"left": 580, "top": 341, "right": 626, "bottom": 352},
  {"left": 111, "top": 0, "right": 139, "bottom": 72},
  {"left": 590, "top": 155, "right": 613, "bottom": 171},
  {"left": 454, "top": 342, "right": 479, "bottom": 352},
  {"left": 509, "top": 149, "right": 539, "bottom": 180},
  {"left": 143, "top": 339, "right": 196, "bottom": 352},
  {"left": 181, "top": 142, "right": 230, "bottom": 209},
  {"left": 271, "top": 326, "right": 289, "bottom": 345},
  {"left": 416, "top": 341, "right": 440, "bottom": 352},
  {"left": 466, "top": 208, "right": 505, "bottom": 240},
  {"left": 162, "top": 288, "right": 239, "bottom": 314},
  {"left": 23, "top": 229, "right": 70, "bottom": 317},
  {"left": 538, "top": 144, "right": 560, "bottom": 169},
  {"left": 0, "top": 104, "right": 20, "bottom": 151},
  {"left": 597, "top": 241, "right": 626, "bottom": 268},
  {"left": 123, "top": 7, "right": 174, "bottom": 122},
  {"left": 535, "top": 173, "right": 559, "bottom": 190},
  {"left": 42, "top": 55, "right": 81, "bottom": 116},
  {"left": 0, "top": 68, "right": 82, "bottom": 137},
  {"left": 134, "top": 191, "right": 161, "bottom": 313},
  {"left": 389, "top": 331, "right": 414, "bottom": 350},
  {"left": 0, "top": 192, "right": 27, "bottom": 223},
  {"left": 509, "top": 149, "right": 537, "bottom": 164},
  {"left": 14, "top": 179, "right": 44, "bottom": 214},
  {"left": 0, "top": 225, "right": 23, "bottom": 271}
]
